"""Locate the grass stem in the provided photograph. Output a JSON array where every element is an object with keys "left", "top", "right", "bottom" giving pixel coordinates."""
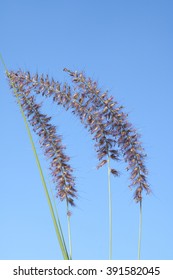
[
  {"left": 50, "top": 187, "right": 68, "bottom": 255},
  {"left": 66, "top": 198, "right": 72, "bottom": 259},
  {"left": 138, "top": 200, "right": 142, "bottom": 260},
  {"left": 107, "top": 155, "right": 112, "bottom": 260}
]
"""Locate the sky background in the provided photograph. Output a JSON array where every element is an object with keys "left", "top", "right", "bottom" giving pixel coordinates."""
[{"left": 0, "top": 0, "right": 173, "bottom": 260}]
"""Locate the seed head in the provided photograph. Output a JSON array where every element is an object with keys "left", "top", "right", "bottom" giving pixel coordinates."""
[
  {"left": 7, "top": 70, "right": 77, "bottom": 207},
  {"left": 64, "top": 69, "right": 150, "bottom": 202}
]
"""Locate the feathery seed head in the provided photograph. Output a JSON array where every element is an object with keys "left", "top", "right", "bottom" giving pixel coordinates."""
[
  {"left": 64, "top": 69, "right": 150, "bottom": 202},
  {"left": 7, "top": 70, "right": 77, "bottom": 207}
]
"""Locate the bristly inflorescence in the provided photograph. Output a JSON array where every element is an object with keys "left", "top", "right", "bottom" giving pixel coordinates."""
[
  {"left": 63, "top": 69, "right": 151, "bottom": 202},
  {"left": 7, "top": 71, "right": 77, "bottom": 207}
]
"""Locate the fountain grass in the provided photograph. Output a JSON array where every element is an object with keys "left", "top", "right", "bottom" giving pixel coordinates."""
[{"left": 1, "top": 53, "right": 150, "bottom": 259}]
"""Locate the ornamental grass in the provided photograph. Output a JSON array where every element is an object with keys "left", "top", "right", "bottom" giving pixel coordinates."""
[{"left": 1, "top": 54, "right": 150, "bottom": 260}]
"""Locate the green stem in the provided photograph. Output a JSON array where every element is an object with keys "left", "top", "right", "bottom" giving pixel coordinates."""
[
  {"left": 50, "top": 187, "right": 68, "bottom": 256},
  {"left": 138, "top": 199, "right": 142, "bottom": 260},
  {"left": 0, "top": 53, "right": 69, "bottom": 260},
  {"left": 107, "top": 155, "right": 112, "bottom": 260},
  {"left": 66, "top": 198, "right": 72, "bottom": 260}
]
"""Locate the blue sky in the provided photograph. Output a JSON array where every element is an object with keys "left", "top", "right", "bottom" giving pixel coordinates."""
[{"left": 0, "top": 0, "right": 173, "bottom": 260}]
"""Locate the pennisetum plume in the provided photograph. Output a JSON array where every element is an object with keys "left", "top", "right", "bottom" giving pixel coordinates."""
[
  {"left": 8, "top": 71, "right": 77, "bottom": 207},
  {"left": 63, "top": 69, "right": 151, "bottom": 202}
]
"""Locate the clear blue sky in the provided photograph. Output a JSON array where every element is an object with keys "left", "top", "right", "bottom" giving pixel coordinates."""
[{"left": 0, "top": 0, "right": 173, "bottom": 260}]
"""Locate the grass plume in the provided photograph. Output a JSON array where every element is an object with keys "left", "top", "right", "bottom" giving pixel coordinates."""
[{"left": 8, "top": 71, "right": 77, "bottom": 207}]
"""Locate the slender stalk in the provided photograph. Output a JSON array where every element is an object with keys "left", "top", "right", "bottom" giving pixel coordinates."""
[
  {"left": 66, "top": 198, "right": 72, "bottom": 260},
  {"left": 0, "top": 54, "right": 69, "bottom": 260},
  {"left": 138, "top": 200, "right": 142, "bottom": 259},
  {"left": 107, "top": 155, "right": 112, "bottom": 260},
  {"left": 50, "top": 187, "right": 68, "bottom": 256}
]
